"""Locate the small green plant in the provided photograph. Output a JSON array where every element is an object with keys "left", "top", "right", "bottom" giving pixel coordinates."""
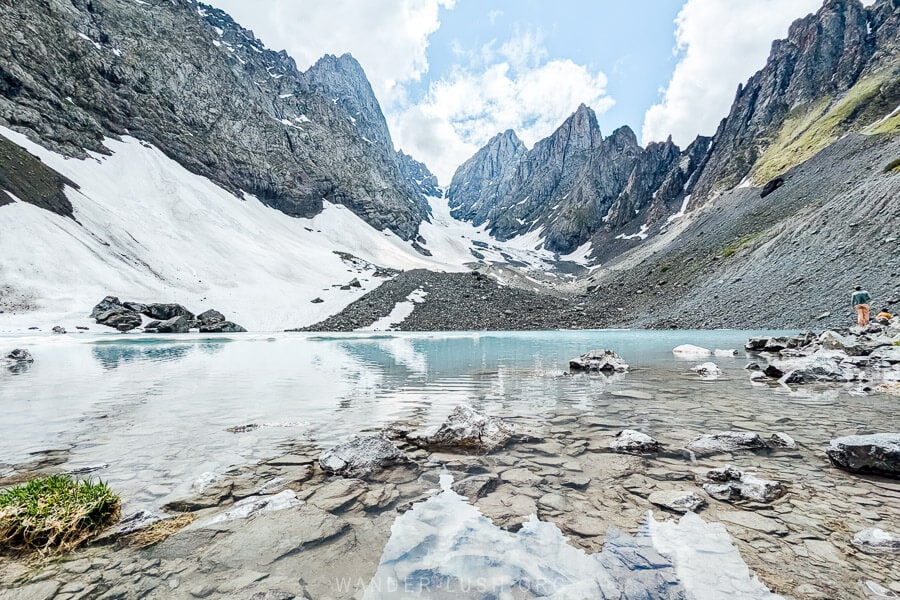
[
  {"left": 0, "top": 475, "right": 120, "bottom": 555},
  {"left": 883, "top": 158, "right": 900, "bottom": 174}
]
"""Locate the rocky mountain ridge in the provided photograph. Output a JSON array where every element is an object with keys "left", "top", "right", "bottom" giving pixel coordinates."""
[
  {"left": 448, "top": 0, "right": 900, "bottom": 258},
  {"left": 0, "top": 0, "right": 431, "bottom": 238}
]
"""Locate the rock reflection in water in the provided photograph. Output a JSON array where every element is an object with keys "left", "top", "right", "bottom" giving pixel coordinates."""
[
  {"left": 91, "top": 338, "right": 227, "bottom": 369},
  {"left": 365, "top": 474, "right": 782, "bottom": 600}
]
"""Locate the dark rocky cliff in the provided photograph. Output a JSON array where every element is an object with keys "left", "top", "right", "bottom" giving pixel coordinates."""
[
  {"left": 447, "top": 0, "right": 900, "bottom": 257},
  {"left": 0, "top": 0, "right": 428, "bottom": 239}
]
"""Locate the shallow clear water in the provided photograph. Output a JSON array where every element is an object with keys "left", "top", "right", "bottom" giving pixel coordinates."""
[{"left": 1, "top": 330, "right": 896, "bottom": 513}]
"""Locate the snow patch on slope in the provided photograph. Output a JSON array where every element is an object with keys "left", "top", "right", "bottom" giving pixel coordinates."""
[{"left": 0, "top": 128, "right": 469, "bottom": 332}]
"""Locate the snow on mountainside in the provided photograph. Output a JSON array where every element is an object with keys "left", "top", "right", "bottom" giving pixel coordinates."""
[
  {"left": 0, "top": 128, "right": 576, "bottom": 333},
  {"left": 0, "top": 128, "right": 460, "bottom": 332}
]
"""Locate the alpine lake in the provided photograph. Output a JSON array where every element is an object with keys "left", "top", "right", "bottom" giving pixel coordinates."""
[{"left": 1, "top": 330, "right": 897, "bottom": 599}]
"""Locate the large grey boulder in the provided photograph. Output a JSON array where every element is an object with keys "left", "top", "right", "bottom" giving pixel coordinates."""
[
  {"left": 702, "top": 466, "right": 786, "bottom": 503},
  {"left": 199, "top": 321, "right": 247, "bottom": 333},
  {"left": 144, "top": 315, "right": 190, "bottom": 334},
  {"left": 143, "top": 303, "right": 195, "bottom": 322},
  {"left": 95, "top": 309, "right": 142, "bottom": 332},
  {"left": 687, "top": 431, "right": 767, "bottom": 455},
  {"left": 569, "top": 349, "right": 629, "bottom": 373},
  {"left": 90, "top": 295, "right": 127, "bottom": 319},
  {"left": 406, "top": 404, "right": 516, "bottom": 453},
  {"left": 197, "top": 309, "right": 226, "bottom": 327},
  {"left": 826, "top": 433, "right": 900, "bottom": 478},
  {"left": 610, "top": 430, "right": 661, "bottom": 454},
  {"left": 319, "top": 434, "right": 404, "bottom": 478}
]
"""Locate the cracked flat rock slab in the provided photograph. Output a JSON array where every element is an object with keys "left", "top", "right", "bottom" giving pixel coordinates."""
[{"left": 157, "top": 506, "right": 348, "bottom": 568}]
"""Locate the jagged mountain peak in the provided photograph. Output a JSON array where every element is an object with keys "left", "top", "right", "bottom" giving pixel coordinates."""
[{"left": 0, "top": 0, "right": 429, "bottom": 240}]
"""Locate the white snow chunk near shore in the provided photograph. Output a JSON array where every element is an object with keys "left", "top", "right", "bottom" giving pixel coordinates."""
[
  {"left": 673, "top": 344, "right": 712, "bottom": 357},
  {"left": 363, "top": 473, "right": 783, "bottom": 599}
]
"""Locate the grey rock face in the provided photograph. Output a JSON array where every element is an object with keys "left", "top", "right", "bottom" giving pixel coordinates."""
[
  {"left": 826, "top": 433, "right": 900, "bottom": 478},
  {"left": 95, "top": 309, "right": 142, "bottom": 332},
  {"left": 690, "top": 0, "right": 900, "bottom": 199},
  {"left": 447, "top": 105, "right": 700, "bottom": 255},
  {"left": 703, "top": 466, "right": 786, "bottom": 503},
  {"left": 144, "top": 315, "right": 190, "bottom": 334},
  {"left": 143, "top": 303, "right": 195, "bottom": 322},
  {"left": 196, "top": 309, "right": 226, "bottom": 327},
  {"left": 569, "top": 349, "right": 629, "bottom": 373},
  {"left": 407, "top": 404, "right": 516, "bottom": 453},
  {"left": 90, "top": 296, "right": 126, "bottom": 319},
  {"left": 687, "top": 431, "right": 767, "bottom": 455},
  {"left": 647, "top": 490, "right": 706, "bottom": 513},
  {"left": 397, "top": 150, "right": 441, "bottom": 199},
  {"left": 0, "top": 1, "right": 428, "bottom": 239},
  {"left": 198, "top": 321, "right": 247, "bottom": 333},
  {"left": 610, "top": 430, "right": 661, "bottom": 454},
  {"left": 318, "top": 434, "right": 404, "bottom": 478},
  {"left": 448, "top": 129, "right": 528, "bottom": 226}
]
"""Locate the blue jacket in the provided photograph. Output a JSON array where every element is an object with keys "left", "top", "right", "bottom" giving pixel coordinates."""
[{"left": 851, "top": 290, "right": 871, "bottom": 307}]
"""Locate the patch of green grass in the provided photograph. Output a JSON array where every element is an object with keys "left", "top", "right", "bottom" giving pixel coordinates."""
[
  {"left": 0, "top": 475, "right": 120, "bottom": 555},
  {"left": 660, "top": 265, "right": 670, "bottom": 273},
  {"left": 721, "top": 232, "right": 765, "bottom": 259},
  {"left": 752, "top": 70, "right": 899, "bottom": 183},
  {"left": 883, "top": 157, "right": 900, "bottom": 174}
]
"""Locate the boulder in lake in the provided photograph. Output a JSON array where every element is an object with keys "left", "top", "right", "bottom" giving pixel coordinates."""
[
  {"left": 687, "top": 431, "right": 767, "bottom": 455},
  {"left": 407, "top": 404, "right": 516, "bottom": 453},
  {"left": 767, "top": 432, "right": 797, "bottom": 449},
  {"left": 196, "top": 309, "right": 226, "bottom": 327},
  {"left": 6, "top": 348, "right": 33, "bottom": 363},
  {"left": 95, "top": 308, "right": 142, "bottom": 332},
  {"left": 51, "top": 325, "right": 67, "bottom": 334},
  {"left": 777, "top": 353, "right": 852, "bottom": 384},
  {"left": 569, "top": 349, "right": 628, "bottom": 373},
  {"left": 143, "top": 303, "right": 195, "bottom": 321},
  {"left": 692, "top": 362, "right": 721, "bottom": 380},
  {"left": 819, "top": 331, "right": 864, "bottom": 355},
  {"left": 199, "top": 321, "right": 247, "bottom": 333},
  {"left": 672, "top": 344, "right": 710, "bottom": 357},
  {"left": 745, "top": 337, "right": 769, "bottom": 352},
  {"left": 610, "top": 429, "right": 661, "bottom": 454},
  {"left": 144, "top": 315, "right": 190, "bottom": 334},
  {"left": 825, "top": 433, "right": 900, "bottom": 478},
  {"left": 714, "top": 349, "right": 736, "bottom": 357},
  {"left": 852, "top": 527, "right": 900, "bottom": 554},
  {"left": 319, "top": 434, "right": 404, "bottom": 478},
  {"left": 648, "top": 490, "right": 705, "bottom": 513},
  {"left": 702, "top": 466, "right": 786, "bottom": 503}
]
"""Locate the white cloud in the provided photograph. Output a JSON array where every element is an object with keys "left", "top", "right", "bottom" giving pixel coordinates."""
[
  {"left": 390, "top": 30, "right": 614, "bottom": 184},
  {"left": 205, "top": 0, "right": 453, "bottom": 106},
  {"left": 641, "top": 0, "right": 822, "bottom": 147}
]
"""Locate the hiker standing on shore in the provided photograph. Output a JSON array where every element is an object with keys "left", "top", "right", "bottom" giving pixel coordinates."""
[{"left": 851, "top": 285, "right": 871, "bottom": 327}]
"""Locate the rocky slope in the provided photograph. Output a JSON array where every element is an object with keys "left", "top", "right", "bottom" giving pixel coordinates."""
[
  {"left": 449, "top": 0, "right": 900, "bottom": 259},
  {"left": 0, "top": 0, "right": 428, "bottom": 238}
]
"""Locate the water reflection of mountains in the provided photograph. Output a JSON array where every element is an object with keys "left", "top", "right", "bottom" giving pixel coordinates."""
[{"left": 91, "top": 339, "right": 227, "bottom": 369}]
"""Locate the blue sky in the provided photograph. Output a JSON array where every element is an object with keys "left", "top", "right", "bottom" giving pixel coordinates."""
[
  {"left": 414, "top": 1, "right": 683, "bottom": 137},
  {"left": 208, "top": 0, "right": 824, "bottom": 182}
]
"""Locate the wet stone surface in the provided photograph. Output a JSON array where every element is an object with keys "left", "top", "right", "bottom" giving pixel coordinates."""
[{"left": 1, "top": 333, "right": 899, "bottom": 599}]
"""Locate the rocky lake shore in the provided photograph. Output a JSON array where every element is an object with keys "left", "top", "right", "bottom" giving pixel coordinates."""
[{"left": 1, "top": 325, "right": 898, "bottom": 599}]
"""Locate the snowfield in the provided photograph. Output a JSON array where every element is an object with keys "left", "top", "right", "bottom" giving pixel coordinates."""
[
  {"left": 0, "top": 127, "right": 594, "bottom": 333},
  {"left": 0, "top": 128, "right": 467, "bottom": 332}
]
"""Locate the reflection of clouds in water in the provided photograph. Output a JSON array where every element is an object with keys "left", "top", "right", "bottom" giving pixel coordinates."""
[{"left": 365, "top": 474, "right": 782, "bottom": 600}]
